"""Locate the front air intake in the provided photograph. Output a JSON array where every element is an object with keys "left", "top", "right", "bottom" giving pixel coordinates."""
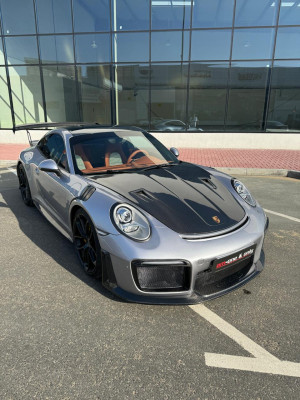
[{"left": 131, "top": 260, "right": 191, "bottom": 292}]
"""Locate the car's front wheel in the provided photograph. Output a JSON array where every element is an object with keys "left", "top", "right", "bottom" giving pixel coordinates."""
[
  {"left": 17, "top": 163, "right": 34, "bottom": 206},
  {"left": 72, "top": 209, "right": 102, "bottom": 279}
]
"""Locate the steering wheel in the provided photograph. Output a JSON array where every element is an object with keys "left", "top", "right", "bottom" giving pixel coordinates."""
[{"left": 127, "top": 149, "right": 150, "bottom": 164}]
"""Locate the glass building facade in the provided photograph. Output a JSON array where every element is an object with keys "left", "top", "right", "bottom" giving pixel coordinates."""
[{"left": 0, "top": 0, "right": 299, "bottom": 132}]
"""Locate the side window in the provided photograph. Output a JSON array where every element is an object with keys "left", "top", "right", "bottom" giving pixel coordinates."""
[
  {"left": 37, "top": 135, "right": 50, "bottom": 157},
  {"left": 39, "top": 134, "right": 68, "bottom": 170}
]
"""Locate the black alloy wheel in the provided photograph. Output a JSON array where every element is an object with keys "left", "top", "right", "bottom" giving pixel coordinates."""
[
  {"left": 73, "top": 209, "right": 102, "bottom": 278},
  {"left": 17, "top": 164, "right": 34, "bottom": 206}
]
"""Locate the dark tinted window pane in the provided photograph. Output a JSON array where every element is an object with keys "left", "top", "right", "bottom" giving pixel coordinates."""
[
  {"left": 75, "top": 34, "right": 110, "bottom": 63},
  {"left": 151, "top": 31, "right": 189, "bottom": 62},
  {"left": 9, "top": 66, "right": 44, "bottom": 125},
  {"left": 191, "top": 30, "right": 231, "bottom": 60},
  {"left": 150, "top": 64, "right": 188, "bottom": 130},
  {"left": 0, "top": 67, "right": 12, "bottom": 128},
  {"left": 235, "top": 0, "right": 279, "bottom": 27},
  {"left": 275, "top": 27, "right": 300, "bottom": 59},
  {"left": 188, "top": 62, "right": 229, "bottom": 131},
  {"left": 73, "top": 0, "right": 110, "bottom": 32},
  {"left": 0, "top": 0, "right": 35, "bottom": 34},
  {"left": 226, "top": 62, "right": 270, "bottom": 131},
  {"left": 152, "top": 0, "right": 191, "bottom": 30},
  {"left": 268, "top": 61, "right": 300, "bottom": 132},
  {"left": 5, "top": 36, "right": 38, "bottom": 65},
  {"left": 193, "top": 0, "right": 234, "bottom": 28},
  {"left": 40, "top": 35, "right": 74, "bottom": 64},
  {"left": 232, "top": 28, "right": 275, "bottom": 60},
  {"left": 42, "top": 65, "right": 79, "bottom": 122},
  {"left": 36, "top": 0, "right": 72, "bottom": 33},
  {"left": 44, "top": 134, "right": 67, "bottom": 168},
  {"left": 279, "top": 0, "right": 300, "bottom": 25},
  {"left": 113, "top": 33, "right": 149, "bottom": 62},
  {"left": 114, "top": 64, "right": 149, "bottom": 127},
  {"left": 77, "top": 64, "right": 111, "bottom": 124},
  {"left": 112, "top": 0, "right": 149, "bottom": 31}
]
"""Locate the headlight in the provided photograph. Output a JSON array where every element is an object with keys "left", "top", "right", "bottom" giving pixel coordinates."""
[
  {"left": 232, "top": 179, "right": 256, "bottom": 207},
  {"left": 112, "top": 204, "right": 151, "bottom": 241}
]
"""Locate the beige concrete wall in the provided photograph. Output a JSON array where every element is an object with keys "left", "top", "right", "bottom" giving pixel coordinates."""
[
  {"left": 151, "top": 132, "right": 300, "bottom": 150},
  {"left": 0, "top": 129, "right": 300, "bottom": 150},
  {"left": 0, "top": 130, "right": 47, "bottom": 144}
]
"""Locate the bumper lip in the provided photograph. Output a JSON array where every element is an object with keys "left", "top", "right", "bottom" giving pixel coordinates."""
[{"left": 105, "top": 249, "right": 265, "bottom": 305}]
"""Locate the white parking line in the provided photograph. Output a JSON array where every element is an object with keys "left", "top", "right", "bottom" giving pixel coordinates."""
[
  {"left": 264, "top": 209, "right": 300, "bottom": 223},
  {"left": 7, "top": 167, "right": 17, "bottom": 176},
  {"left": 190, "top": 304, "right": 300, "bottom": 377}
]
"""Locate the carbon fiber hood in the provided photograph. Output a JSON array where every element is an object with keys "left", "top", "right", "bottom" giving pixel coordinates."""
[{"left": 88, "top": 162, "right": 246, "bottom": 235}]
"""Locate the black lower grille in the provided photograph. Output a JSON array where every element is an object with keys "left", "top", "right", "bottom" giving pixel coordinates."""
[
  {"left": 194, "top": 257, "right": 254, "bottom": 296},
  {"left": 132, "top": 260, "right": 191, "bottom": 292}
]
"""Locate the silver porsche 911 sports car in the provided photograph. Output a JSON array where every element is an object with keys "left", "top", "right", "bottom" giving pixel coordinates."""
[{"left": 16, "top": 123, "right": 268, "bottom": 304}]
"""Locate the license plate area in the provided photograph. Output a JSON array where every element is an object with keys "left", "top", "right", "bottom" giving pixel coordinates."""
[{"left": 212, "top": 245, "right": 256, "bottom": 272}]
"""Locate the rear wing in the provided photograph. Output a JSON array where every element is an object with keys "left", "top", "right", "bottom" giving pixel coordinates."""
[
  {"left": 13, "top": 123, "right": 148, "bottom": 146},
  {"left": 13, "top": 122, "right": 102, "bottom": 146}
]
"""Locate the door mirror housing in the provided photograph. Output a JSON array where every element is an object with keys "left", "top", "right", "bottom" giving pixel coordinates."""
[
  {"left": 170, "top": 147, "right": 179, "bottom": 157},
  {"left": 38, "top": 159, "right": 61, "bottom": 176}
]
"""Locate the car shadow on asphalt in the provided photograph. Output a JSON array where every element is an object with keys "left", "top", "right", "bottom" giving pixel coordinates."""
[{"left": 1, "top": 173, "right": 124, "bottom": 303}]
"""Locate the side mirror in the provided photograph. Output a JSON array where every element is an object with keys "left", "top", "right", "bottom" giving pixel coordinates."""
[
  {"left": 170, "top": 147, "right": 179, "bottom": 157},
  {"left": 38, "top": 159, "right": 60, "bottom": 176}
]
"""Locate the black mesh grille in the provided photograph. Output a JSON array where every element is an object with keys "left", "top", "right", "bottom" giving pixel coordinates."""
[
  {"left": 194, "top": 257, "right": 253, "bottom": 296},
  {"left": 132, "top": 261, "right": 190, "bottom": 292}
]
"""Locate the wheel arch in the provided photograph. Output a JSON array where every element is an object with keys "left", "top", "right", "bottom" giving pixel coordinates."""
[{"left": 70, "top": 204, "right": 85, "bottom": 228}]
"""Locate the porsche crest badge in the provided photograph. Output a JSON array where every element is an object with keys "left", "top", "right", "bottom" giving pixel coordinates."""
[{"left": 212, "top": 216, "right": 221, "bottom": 224}]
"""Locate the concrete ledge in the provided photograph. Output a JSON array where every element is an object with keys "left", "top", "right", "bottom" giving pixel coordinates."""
[
  {"left": 0, "top": 130, "right": 46, "bottom": 144},
  {"left": 216, "top": 167, "right": 289, "bottom": 177},
  {"left": 151, "top": 132, "right": 300, "bottom": 150},
  {"left": 0, "top": 160, "right": 18, "bottom": 168},
  {"left": 1, "top": 129, "right": 300, "bottom": 150}
]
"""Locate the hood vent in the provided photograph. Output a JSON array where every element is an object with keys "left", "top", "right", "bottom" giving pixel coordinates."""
[
  {"left": 200, "top": 178, "right": 217, "bottom": 190},
  {"left": 130, "top": 189, "right": 155, "bottom": 201}
]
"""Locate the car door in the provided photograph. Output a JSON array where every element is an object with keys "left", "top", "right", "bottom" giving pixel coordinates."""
[{"left": 35, "top": 133, "right": 73, "bottom": 231}]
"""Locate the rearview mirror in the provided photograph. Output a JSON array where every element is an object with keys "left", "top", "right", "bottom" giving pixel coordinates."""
[
  {"left": 170, "top": 147, "right": 179, "bottom": 157},
  {"left": 38, "top": 159, "right": 60, "bottom": 175}
]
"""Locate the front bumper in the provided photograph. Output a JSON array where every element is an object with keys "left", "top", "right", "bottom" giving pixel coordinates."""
[
  {"left": 101, "top": 247, "right": 265, "bottom": 304},
  {"left": 99, "top": 213, "right": 268, "bottom": 304}
]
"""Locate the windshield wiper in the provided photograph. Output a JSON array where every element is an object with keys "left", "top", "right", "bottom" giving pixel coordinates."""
[
  {"left": 139, "top": 162, "right": 180, "bottom": 171},
  {"left": 85, "top": 161, "right": 181, "bottom": 176},
  {"left": 86, "top": 169, "right": 135, "bottom": 176}
]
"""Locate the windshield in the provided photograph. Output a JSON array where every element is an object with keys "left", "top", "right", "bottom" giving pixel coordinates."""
[{"left": 70, "top": 130, "right": 179, "bottom": 174}]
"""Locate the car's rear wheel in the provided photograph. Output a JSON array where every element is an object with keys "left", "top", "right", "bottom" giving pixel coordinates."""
[
  {"left": 17, "top": 164, "right": 34, "bottom": 206},
  {"left": 72, "top": 209, "right": 102, "bottom": 279}
]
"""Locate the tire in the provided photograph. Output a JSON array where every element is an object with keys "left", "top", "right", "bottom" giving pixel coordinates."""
[
  {"left": 17, "top": 163, "right": 34, "bottom": 207},
  {"left": 72, "top": 208, "right": 102, "bottom": 279}
]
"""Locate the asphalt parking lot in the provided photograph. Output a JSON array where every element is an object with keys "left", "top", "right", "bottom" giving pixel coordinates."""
[{"left": 0, "top": 168, "right": 299, "bottom": 400}]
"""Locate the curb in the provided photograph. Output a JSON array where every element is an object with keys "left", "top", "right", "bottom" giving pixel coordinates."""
[
  {"left": 217, "top": 167, "right": 299, "bottom": 179},
  {"left": 0, "top": 160, "right": 17, "bottom": 168},
  {"left": 0, "top": 160, "right": 299, "bottom": 179},
  {"left": 216, "top": 167, "right": 289, "bottom": 177}
]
